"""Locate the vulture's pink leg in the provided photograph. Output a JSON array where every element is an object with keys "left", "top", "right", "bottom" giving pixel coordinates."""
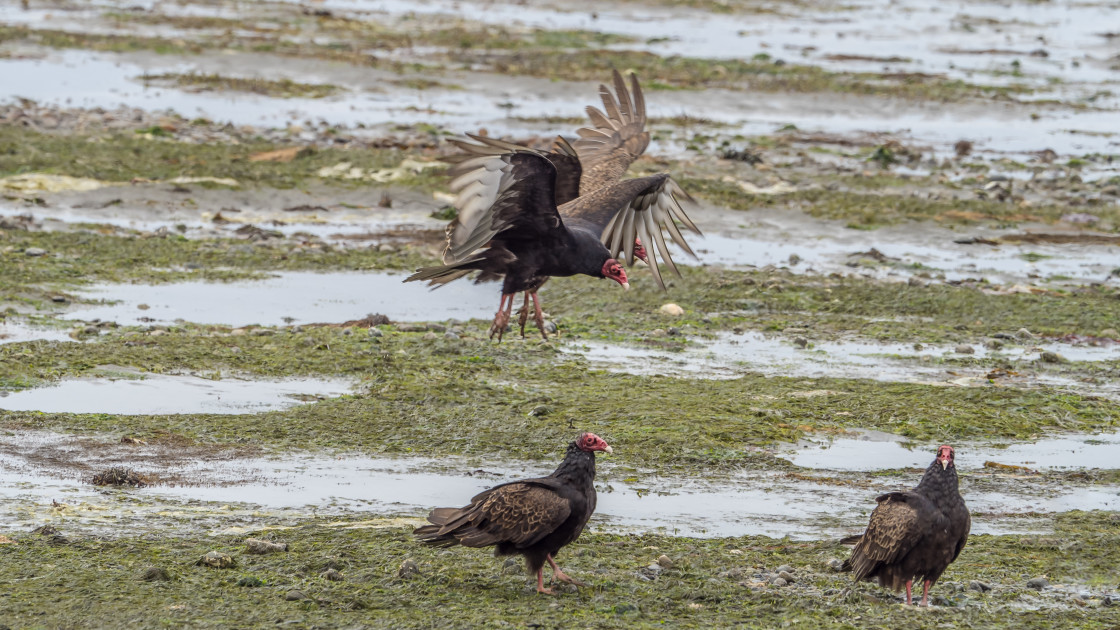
[
  {"left": 535, "top": 568, "right": 555, "bottom": 595},
  {"left": 530, "top": 292, "right": 548, "bottom": 340},
  {"left": 919, "top": 580, "right": 932, "bottom": 607},
  {"left": 489, "top": 294, "right": 515, "bottom": 341},
  {"left": 904, "top": 580, "right": 913, "bottom": 605},
  {"left": 547, "top": 554, "right": 586, "bottom": 587},
  {"left": 517, "top": 292, "right": 531, "bottom": 337}
]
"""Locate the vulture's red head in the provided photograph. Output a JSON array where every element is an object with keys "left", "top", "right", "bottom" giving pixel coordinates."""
[
  {"left": 601, "top": 259, "right": 629, "bottom": 290},
  {"left": 577, "top": 432, "right": 613, "bottom": 454},
  {"left": 936, "top": 445, "right": 955, "bottom": 470},
  {"left": 633, "top": 238, "right": 649, "bottom": 265}
]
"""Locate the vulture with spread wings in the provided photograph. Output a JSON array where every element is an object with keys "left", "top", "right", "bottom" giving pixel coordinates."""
[
  {"left": 842, "top": 445, "right": 971, "bottom": 606},
  {"left": 405, "top": 71, "right": 700, "bottom": 340},
  {"left": 414, "top": 432, "right": 612, "bottom": 595}
]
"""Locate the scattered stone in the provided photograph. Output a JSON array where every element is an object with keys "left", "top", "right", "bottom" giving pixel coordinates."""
[
  {"left": 1027, "top": 577, "right": 1050, "bottom": 590},
  {"left": 788, "top": 253, "right": 801, "bottom": 266},
  {"left": 443, "top": 332, "right": 460, "bottom": 340},
  {"left": 1101, "top": 328, "right": 1120, "bottom": 339},
  {"left": 422, "top": 332, "right": 438, "bottom": 341},
  {"left": 793, "top": 337, "right": 808, "bottom": 349},
  {"left": 90, "top": 467, "right": 147, "bottom": 487},
  {"left": 320, "top": 568, "right": 344, "bottom": 581},
  {"left": 969, "top": 580, "right": 992, "bottom": 593},
  {"left": 237, "top": 576, "right": 265, "bottom": 587},
  {"left": 368, "top": 328, "right": 383, "bottom": 338},
  {"left": 827, "top": 558, "right": 844, "bottom": 572},
  {"left": 544, "top": 321, "right": 558, "bottom": 335},
  {"left": 657, "top": 555, "right": 674, "bottom": 569},
  {"left": 24, "top": 247, "right": 47, "bottom": 256},
  {"left": 50, "top": 295, "right": 69, "bottom": 303},
  {"left": 776, "top": 565, "right": 794, "bottom": 574},
  {"left": 772, "top": 577, "right": 788, "bottom": 587},
  {"left": 528, "top": 405, "right": 551, "bottom": 417},
  {"left": 778, "top": 571, "right": 795, "bottom": 582},
  {"left": 954, "top": 344, "right": 975, "bottom": 354},
  {"left": 667, "top": 327, "right": 681, "bottom": 336},
  {"left": 1039, "top": 351, "right": 1066, "bottom": 363},
  {"left": 907, "top": 276, "right": 926, "bottom": 287},
  {"left": 398, "top": 558, "right": 419, "bottom": 578},
  {"left": 426, "top": 323, "right": 447, "bottom": 333},
  {"left": 650, "top": 328, "right": 668, "bottom": 337},
  {"left": 1016, "top": 328, "right": 1035, "bottom": 340},
  {"left": 501, "top": 558, "right": 521, "bottom": 575},
  {"left": 245, "top": 538, "right": 289, "bottom": 554},
  {"left": 197, "top": 551, "right": 236, "bottom": 569},
  {"left": 659, "top": 303, "right": 684, "bottom": 317},
  {"left": 284, "top": 590, "right": 310, "bottom": 601},
  {"left": 137, "top": 566, "right": 171, "bottom": 582},
  {"left": 986, "top": 339, "right": 1003, "bottom": 350},
  {"left": 119, "top": 436, "right": 146, "bottom": 445},
  {"left": 913, "top": 343, "right": 924, "bottom": 351}
]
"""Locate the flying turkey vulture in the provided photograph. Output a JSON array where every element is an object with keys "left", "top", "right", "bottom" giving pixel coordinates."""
[
  {"left": 405, "top": 71, "right": 699, "bottom": 340},
  {"left": 414, "top": 432, "right": 611, "bottom": 594},
  {"left": 842, "top": 445, "right": 971, "bottom": 606}
]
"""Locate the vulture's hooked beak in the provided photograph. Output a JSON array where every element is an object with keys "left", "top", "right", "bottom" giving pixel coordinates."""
[
  {"left": 621, "top": 282, "right": 631, "bottom": 291},
  {"left": 603, "top": 445, "right": 613, "bottom": 454},
  {"left": 940, "top": 459, "right": 949, "bottom": 470}
]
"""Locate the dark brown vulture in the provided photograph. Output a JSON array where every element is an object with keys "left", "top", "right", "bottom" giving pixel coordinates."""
[
  {"left": 842, "top": 445, "right": 971, "bottom": 606},
  {"left": 405, "top": 71, "right": 699, "bottom": 340},
  {"left": 414, "top": 432, "right": 611, "bottom": 594}
]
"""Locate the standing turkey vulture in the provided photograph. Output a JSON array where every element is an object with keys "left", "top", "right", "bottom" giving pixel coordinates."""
[
  {"left": 405, "top": 71, "right": 699, "bottom": 340},
  {"left": 842, "top": 445, "right": 971, "bottom": 606},
  {"left": 414, "top": 432, "right": 611, "bottom": 594}
]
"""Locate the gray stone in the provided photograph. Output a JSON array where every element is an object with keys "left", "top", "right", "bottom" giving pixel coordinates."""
[
  {"left": 426, "top": 323, "right": 447, "bottom": 333},
  {"left": 137, "top": 566, "right": 171, "bottom": 582},
  {"left": 422, "top": 332, "right": 438, "bottom": 341},
  {"left": 284, "top": 590, "right": 309, "bottom": 601},
  {"left": 772, "top": 577, "right": 788, "bottom": 587},
  {"left": 667, "top": 327, "right": 681, "bottom": 336},
  {"left": 1027, "top": 577, "right": 1049, "bottom": 590},
  {"left": 656, "top": 555, "right": 674, "bottom": 569},
  {"left": 793, "top": 337, "right": 808, "bottom": 349},
  {"left": 650, "top": 328, "right": 668, "bottom": 337},
  {"left": 368, "top": 328, "right": 383, "bottom": 337},
  {"left": 544, "top": 321, "right": 558, "bottom": 335},
  {"left": 24, "top": 247, "right": 47, "bottom": 256},
  {"left": 320, "top": 568, "right": 344, "bottom": 581},
  {"left": 245, "top": 538, "right": 288, "bottom": 554},
  {"left": 398, "top": 558, "right": 419, "bottom": 578},
  {"left": 1016, "top": 328, "right": 1035, "bottom": 340},
  {"left": 443, "top": 332, "right": 460, "bottom": 340},
  {"left": 778, "top": 571, "right": 795, "bottom": 582},
  {"left": 1100, "top": 328, "right": 1120, "bottom": 339},
  {"left": 196, "top": 551, "right": 235, "bottom": 569},
  {"left": 969, "top": 580, "right": 991, "bottom": 593},
  {"left": 1039, "top": 351, "right": 1066, "bottom": 363},
  {"left": 776, "top": 565, "right": 794, "bottom": 574},
  {"left": 827, "top": 558, "right": 844, "bottom": 571},
  {"left": 954, "top": 344, "right": 975, "bottom": 354}
]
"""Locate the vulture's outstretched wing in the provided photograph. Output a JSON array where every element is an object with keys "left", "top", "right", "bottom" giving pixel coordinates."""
[
  {"left": 562, "top": 174, "right": 701, "bottom": 289},
  {"left": 574, "top": 70, "right": 651, "bottom": 194},
  {"left": 444, "top": 134, "right": 582, "bottom": 216},
  {"left": 846, "top": 492, "right": 931, "bottom": 580},
  {"left": 441, "top": 151, "right": 570, "bottom": 262},
  {"left": 415, "top": 481, "right": 571, "bottom": 549}
]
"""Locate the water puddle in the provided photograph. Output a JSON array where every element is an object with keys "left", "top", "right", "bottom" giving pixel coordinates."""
[
  {"left": 0, "top": 430, "right": 1114, "bottom": 539},
  {"left": 0, "top": 371, "right": 352, "bottom": 415},
  {"left": 779, "top": 429, "right": 1120, "bottom": 471},
  {"left": 0, "top": 320, "right": 74, "bottom": 345},
  {"left": 565, "top": 331, "right": 1119, "bottom": 394},
  {"left": 61, "top": 271, "right": 500, "bottom": 327}
]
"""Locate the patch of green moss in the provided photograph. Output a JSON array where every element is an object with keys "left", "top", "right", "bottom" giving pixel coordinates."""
[{"left": 139, "top": 73, "right": 341, "bottom": 99}]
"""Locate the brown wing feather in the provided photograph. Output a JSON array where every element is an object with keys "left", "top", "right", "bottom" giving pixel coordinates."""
[
  {"left": 416, "top": 482, "right": 571, "bottom": 549},
  {"left": 848, "top": 495, "right": 923, "bottom": 581},
  {"left": 574, "top": 70, "right": 651, "bottom": 194}
]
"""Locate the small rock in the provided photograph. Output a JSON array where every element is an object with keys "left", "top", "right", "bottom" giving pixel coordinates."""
[
  {"left": 907, "top": 276, "right": 926, "bottom": 287},
  {"left": 543, "top": 321, "right": 558, "bottom": 335},
  {"left": 1027, "top": 577, "right": 1050, "bottom": 590},
  {"left": 778, "top": 571, "right": 795, "bottom": 582},
  {"left": 284, "top": 590, "right": 309, "bottom": 601},
  {"left": 776, "top": 565, "right": 794, "bottom": 574},
  {"left": 245, "top": 538, "right": 288, "bottom": 554},
  {"left": 501, "top": 558, "right": 521, "bottom": 575},
  {"left": 657, "top": 555, "right": 674, "bottom": 569},
  {"left": 320, "top": 568, "right": 344, "bottom": 581},
  {"left": 793, "top": 337, "right": 808, "bottom": 349},
  {"left": 528, "top": 405, "right": 551, "bottom": 417},
  {"left": 368, "top": 328, "right": 383, "bottom": 337},
  {"left": 24, "top": 247, "right": 47, "bottom": 256},
  {"left": 1100, "top": 328, "right": 1119, "bottom": 339},
  {"left": 913, "top": 343, "right": 924, "bottom": 351},
  {"left": 788, "top": 253, "right": 801, "bottom": 266},
  {"left": 51, "top": 295, "right": 69, "bottom": 303},
  {"left": 196, "top": 551, "right": 235, "bottom": 569},
  {"left": 137, "top": 566, "right": 171, "bottom": 582},
  {"left": 137, "top": 303, "right": 150, "bottom": 311},
  {"left": 422, "top": 332, "right": 438, "bottom": 341},
  {"left": 1039, "top": 351, "right": 1066, "bottom": 364},
  {"left": 954, "top": 344, "right": 975, "bottom": 354},
  {"left": 650, "top": 328, "right": 668, "bottom": 337},
  {"left": 659, "top": 303, "right": 684, "bottom": 317},
  {"left": 237, "top": 576, "right": 264, "bottom": 587},
  {"left": 667, "top": 327, "right": 681, "bottom": 336},
  {"left": 827, "top": 558, "right": 844, "bottom": 572},
  {"left": 444, "top": 332, "right": 459, "bottom": 340},
  {"left": 426, "top": 323, "right": 447, "bottom": 333},
  {"left": 969, "top": 580, "right": 992, "bottom": 593},
  {"left": 1016, "top": 327, "right": 1035, "bottom": 340},
  {"left": 772, "top": 577, "right": 788, "bottom": 587},
  {"left": 398, "top": 558, "right": 420, "bottom": 578},
  {"left": 986, "top": 339, "right": 1003, "bottom": 350}
]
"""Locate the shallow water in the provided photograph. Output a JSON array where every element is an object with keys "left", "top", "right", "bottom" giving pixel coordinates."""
[
  {"left": 62, "top": 271, "right": 501, "bottom": 326},
  {"left": 0, "top": 431, "right": 1114, "bottom": 538},
  {"left": 0, "top": 372, "right": 353, "bottom": 414},
  {"left": 0, "top": 320, "right": 74, "bottom": 345},
  {"left": 780, "top": 429, "right": 1120, "bottom": 471}
]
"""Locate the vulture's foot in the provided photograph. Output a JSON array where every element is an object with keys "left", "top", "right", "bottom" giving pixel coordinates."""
[
  {"left": 489, "top": 293, "right": 515, "bottom": 341},
  {"left": 918, "top": 580, "right": 932, "bottom": 607},
  {"left": 903, "top": 580, "right": 913, "bottom": 606},
  {"left": 529, "top": 291, "right": 548, "bottom": 340},
  {"left": 517, "top": 293, "right": 531, "bottom": 338},
  {"left": 547, "top": 554, "right": 584, "bottom": 587},
  {"left": 535, "top": 569, "right": 556, "bottom": 595}
]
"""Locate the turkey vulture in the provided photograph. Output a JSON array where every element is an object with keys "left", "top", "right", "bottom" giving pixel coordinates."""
[
  {"left": 414, "top": 432, "right": 611, "bottom": 594},
  {"left": 405, "top": 71, "right": 699, "bottom": 340},
  {"left": 842, "top": 445, "right": 971, "bottom": 606}
]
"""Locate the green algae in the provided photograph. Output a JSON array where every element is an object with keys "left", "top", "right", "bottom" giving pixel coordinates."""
[{"left": 139, "top": 73, "right": 341, "bottom": 99}]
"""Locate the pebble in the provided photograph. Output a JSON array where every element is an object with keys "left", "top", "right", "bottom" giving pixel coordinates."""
[
  {"left": 427, "top": 323, "right": 447, "bottom": 333},
  {"left": 827, "top": 558, "right": 844, "bottom": 572},
  {"left": 1027, "top": 577, "right": 1050, "bottom": 590},
  {"left": 776, "top": 565, "right": 793, "bottom": 574},
  {"left": 196, "top": 551, "right": 235, "bottom": 569},
  {"left": 778, "top": 571, "right": 795, "bottom": 582},
  {"left": 659, "top": 303, "right": 684, "bottom": 317},
  {"left": 1101, "top": 328, "right": 1120, "bottom": 339},
  {"left": 284, "top": 590, "right": 310, "bottom": 601},
  {"left": 137, "top": 566, "right": 171, "bottom": 582},
  {"left": 969, "top": 580, "right": 992, "bottom": 593},
  {"left": 772, "top": 577, "right": 788, "bottom": 587},
  {"left": 245, "top": 538, "right": 289, "bottom": 554},
  {"left": 657, "top": 555, "right": 674, "bottom": 569},
  {"left": 1016, "top": 327, "right": 1035, "bottom": 340},
  {"left": 954, "top": 344, "right": 975, "bottom": 354},
  {"left": 913, "top": 343, "right": 924, "bottom": 351},
  {"left": 443, "top": 332, "right": 459, "bottom": 340},
  {"left": 422, "top": 332, "right": 438, "bottom": 341},
  {"left": 24, "top": 247, "right": 47, "bottom": 256},
  {"left": 667, "top": 327, "right": 681, "bottom": 336},
  {"left": 650, "top": 328, "right": 668, "bottom": 337},
  {"left": 793, "top": 337, "right": 808, "bottom": 349},
  {"left": 788, "top": 253, "right": 801, "bottom": 266},
  {"left": 398, "top": 558, "right": 420, "bottom": 578},
  {"left": 528, "top": 405, "right": 551, "bottom": 417},
  {"left": 368, "top": 328, "right": 383, "bottom": 337},
  {"left": 1039, "top": 351, "right": 1066, "bottom": 363},
  {"left": 544, "top": 321, "right": 558, "bottom": 334}
]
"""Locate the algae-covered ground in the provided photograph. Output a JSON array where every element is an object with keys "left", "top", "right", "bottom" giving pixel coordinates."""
[{"left": 2, "top": 0, "right": 1119, "bottom": 627}]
